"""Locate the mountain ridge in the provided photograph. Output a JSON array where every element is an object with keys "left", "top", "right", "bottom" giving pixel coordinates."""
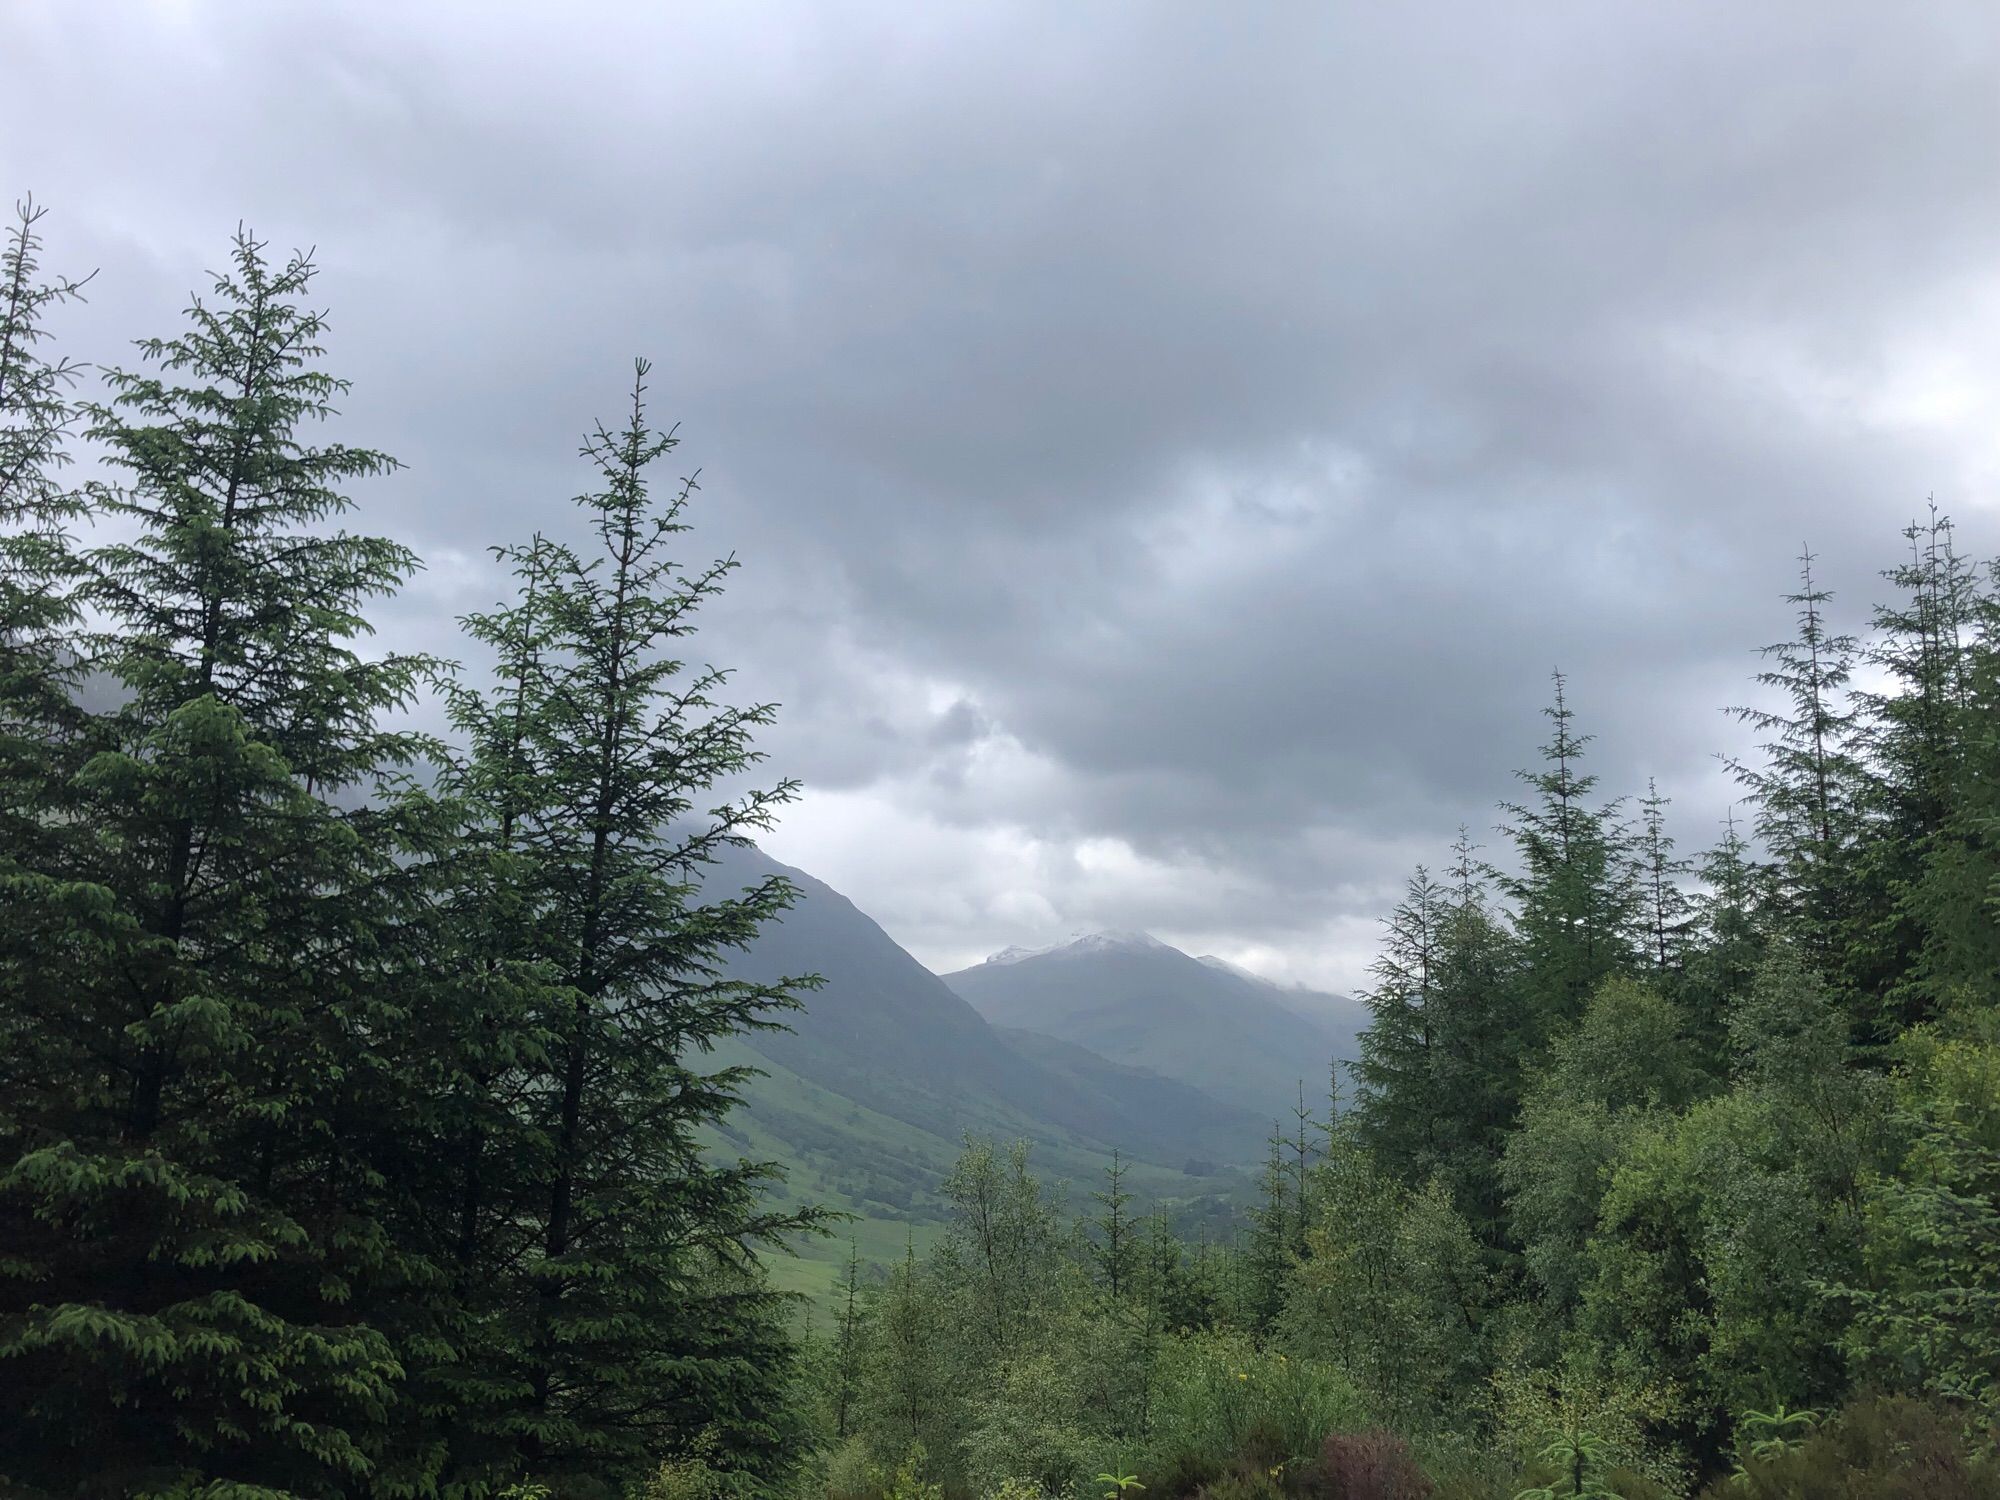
[{"left": 941, "top": 930, "right": 1367, "bottom": 1120}]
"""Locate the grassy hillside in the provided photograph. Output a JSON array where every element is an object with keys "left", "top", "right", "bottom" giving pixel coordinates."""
[{"left": 703, "top": 1035, "right": 1249, "bottom": 1304}]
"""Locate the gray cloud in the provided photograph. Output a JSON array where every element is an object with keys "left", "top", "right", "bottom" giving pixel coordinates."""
[{"left": 5, "top": 0, "right": 1997, "bottom": 987}]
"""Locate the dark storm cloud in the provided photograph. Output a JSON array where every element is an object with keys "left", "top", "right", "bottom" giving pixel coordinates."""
[{"left": 5, "top": 0, "right": 1996, "bottom": 984}]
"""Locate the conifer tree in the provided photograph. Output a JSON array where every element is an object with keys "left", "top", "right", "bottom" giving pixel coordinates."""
[
  {"left": 1498, "top": 671, "right": 1638, "bottom": 1040},
  {"left": 1680, "top": 808, "right": 1766, "bottom": 1066},
  {"left": 1355, "top": 866, "right": 1448, "bottom": 1182},
  {"left": 1636, "top": 779, "right": 1697, "bottom": 976},
  {"left": 1394, "top": 830, "right": 1529, "bottom": 1253},
  {"left": 1852, "top": 509, "right": 1982, "bottom": 1033},
  {"left": 1288, "top": 1080, "right": 1319, "bottom": 1255},
  {"left": 0, "top": 232, "right": 453, "bottom": 1497},
  {"left": 0, "top": 198, "right": 93, "bottom": 895},
  {"left": 1906, "top": 554, "right": 2000, "bottom": 1017},
  {"left": 1244, "top": 1127, "right": 1293, "bottom": 1332},
  {"left": 832, "top": 1239, "right": 868, "bottom": 1442},
  {"left": 1090, "top": 1149, "right": 1139, "bottom": 1303},
  {"left": 1730, "top": 548, "right": 1862, "bottom": 977},
  {"left": 449, "top": 363, "right": 823, "bottom": 1494}
]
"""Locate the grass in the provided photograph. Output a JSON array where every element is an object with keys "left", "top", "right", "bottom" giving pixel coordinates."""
[{"left": 699, "top": 1036, "right": 1252, "bottom": 1308}]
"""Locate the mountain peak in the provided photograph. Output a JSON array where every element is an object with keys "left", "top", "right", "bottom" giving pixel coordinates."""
[{"left": 982, "top": 929, "right": 1169, "bottom": 966}]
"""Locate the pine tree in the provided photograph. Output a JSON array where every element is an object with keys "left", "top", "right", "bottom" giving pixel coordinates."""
[
  {"left": 1426, "top": 832, "right": 1528, "bottom": 1254},
  {"left": 1680, "top": 808, "right": 1767, "bottom": 1066},
  {"left": 0, "top": 198, "right": 93, "bottom": 898},
  {"left": 1355, "top": 866, "right": 1448, "bottom": 1182},
  {"left": 1090, "top": 1149, "right": 1139, "bottom": 1303},
  {"left": 1244, "top": 1127, "right": 1292, "bottom": 1332},
  {"left": 1636, "top": 779, "right": 1697, "bottom": 976},
  {"left": 1906, "top": 554, "right": 2000, "bottom": 1017},
  {"left": 451, "top": 362, "right": 824, "bottom": 1494},
  {"left": 1853, "top": 509, "right": 1982, "bottom": 1033},
  {"left": 832, "top": 1239, "right": 868, "bottom": 1442},
  {"left": 1498, "top": 670, "right": 1638, "bottom": 1040},
  {"left": 0, "top": 231, "right": 455, "bottom": 1497},
  {"left": 1730, "top": 547, "right": 1863, "bottom": 976},
  {"left": 1288, "top": 1080, "right": 1319, "bottom": 1255}
]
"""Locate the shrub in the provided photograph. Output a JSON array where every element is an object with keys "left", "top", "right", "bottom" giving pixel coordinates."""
[
  {"left": 1702, "top": 1395, "right": 2000, "bottom": 1499},
  {"left": 1142, "top": 1331, "right": 1366, "bottom": 1485},
  {"left": 1304, "top": 1429, "right": 1435, "bottom": 1499}
]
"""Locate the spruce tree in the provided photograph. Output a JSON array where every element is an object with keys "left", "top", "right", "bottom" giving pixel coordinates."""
[
  {"left": 1680, "top": 808, "right": 1767, "bottom": 1066},
  {"left": 448, "top": 362, "right": 823, "bottom": 1494},
  {"left": 1853, "top": 509, "right": 1981, "bottom": 1033},
  {"left": 1636, "top": 779, "right": 1697, "bottom": 976},
  {"left": 1426, "top": 831, "right": 1528, "bottom": 1253},
  {"left": 1244, "top": 1127, "right": 1292, "bottom": 1332},
  {"left": 0, "top": 232, "right": 453, "bottom": 1497},
  {"left": 831, "top": 1239, "right": 868, "bottom": 1442},
  {"left": 1355, "top": 866, "right": 1448, "bottom": 1182},
  {"left": 1730, "top": 547, "right": 1862, "bottom": 977},
  {"left": 1906, "top": 554, "right": 2000, "bottom": 1017},
  {"left": 1089, "top": 1149, "right": 1139, "bottom": 1303},
  {"left": 1497, "top": 670, "right": 1638, "bottom": 1040},
  {"left": 0, "top": 198, "right": 93, "bottom": 897}
]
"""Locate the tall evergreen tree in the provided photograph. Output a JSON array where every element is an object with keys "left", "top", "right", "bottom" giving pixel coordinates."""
[
  {"left": 1244, "top": 1127, "right": 1293, "bottom": 1332},
  {"left": 1355, "top": 866, "right": 1448, "bottom": 1183},
  {"left": 1680, "top": 808, "right": 1767, "bottom": 1066},
  {"left": 0, "top": 232, "right": 454, "bottom": 1498},
  {"left": 0, "top": 198, "right": 93, "bottom": 900},
  {"left": 1498, "top": 671, "right": 1638, "bottom": 1040},
  {"left": 1906, "top": 554, "right": 2000, "bottom": 1017},
  {"left": 1852, "top": 509, "right": 1982, "bottom": 1033},
  {"left": 1425, "top": 832, "right": 1527, "bottom": 1253},
  {"left": 447, "top": 363, "right": 823, "bottom": 1494},
  {"left": 831, "top": 1239, "right": 868, "bottom": 1443},
  {"left": 1636, "top": 779, "right": 1697, "bottom": 977},
  {"left": 1089, "top": 1149, "right": 1139, "bottom": 1303},
  {"left": 1730, "top": 547, "right": 1863, "bottom": 978}
]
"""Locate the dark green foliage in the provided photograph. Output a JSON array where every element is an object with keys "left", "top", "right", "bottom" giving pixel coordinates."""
[
  {"left": 1729, "top": 548, "right": 1865, "bottom": 989},
  {"left": 1093, "top": 1149, "right": 1141, "bottom": 1302},
  {"left": 1636, "top": 781, "right": 1698, "bottom": 978},
  {"left": 1840, "top": 1008, "right": 2000, "bottom": 1425},
  {"left": 439, "top": 362, "right": 824, "bottom": 1495},
  {"left": 1, "top": 230, "right": 446, "bottom": 1498},
  {"left": 1498, "top": 672, "right": 1639, "bottom": 1042},
  {"left": 1, "top": 222, "right": 819, "bottom": 1498},
  {"left": 0, "top": 197, "right": 92, "bottom": 818}
]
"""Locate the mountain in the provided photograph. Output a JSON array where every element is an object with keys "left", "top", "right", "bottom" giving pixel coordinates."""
[
  {"left": 698, "top": 845, "right": 1268, "bottom": 1294},
  {"left": 942, "top": 932, "right": 1367, "bottom": 1122},
  {"left": 1196, "top": 953, "right": 1361, "bottom": 1032}
]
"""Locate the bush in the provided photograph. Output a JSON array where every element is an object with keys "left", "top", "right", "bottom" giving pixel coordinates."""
[
  {"left": 1303, "top": 1429, "right": 1434, "bottom": 1499},
  {"left": 1703, "top": 1395, "right": 2000, "bottom": 1499},
  {"left": 1142, "top": 1330, "right": 1366, "bottom": 1485},
  {"left": 961, "top": 1348, "right": 1104, "bottom": 1499}
]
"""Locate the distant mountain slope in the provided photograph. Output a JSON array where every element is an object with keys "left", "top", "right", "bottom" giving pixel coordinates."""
[
  {"left": 942, "top": 932, "right": 1366, "bottom": 1122},
  {"left": 704, "top": 842, "right": 1265, "bottom": 1170},
  {"left": 694, "top": 846, "right": 1268, "bottom": 1299},
  {"left": 1195, "top": 954, "right": 1362, "bottom": 1033}
]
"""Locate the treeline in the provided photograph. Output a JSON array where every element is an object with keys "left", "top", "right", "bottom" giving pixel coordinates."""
[
  {"left": 0, "top": 203, "right": 821, "bottom": 1498},
  {"left": 794, "top": 549, "right": 2000, "bottom": 1482}
]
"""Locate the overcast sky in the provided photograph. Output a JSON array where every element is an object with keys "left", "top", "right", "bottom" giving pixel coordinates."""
[{"left": 7, "top": 2, "right": 1998, "bottom": 990}]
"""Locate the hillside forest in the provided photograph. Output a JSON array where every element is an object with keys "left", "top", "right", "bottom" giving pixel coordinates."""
[{"left": 3, "top": 205, "right": 1998, "bottom": 1500}]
